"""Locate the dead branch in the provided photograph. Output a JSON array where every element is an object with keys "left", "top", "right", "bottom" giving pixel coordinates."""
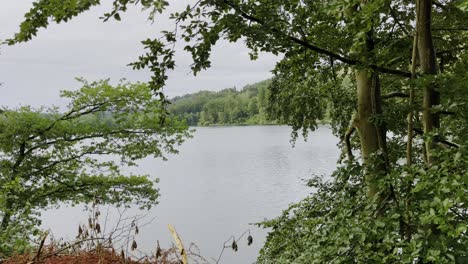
[{"left": 382, "top": 92, "right": 409, "bottom": 99}]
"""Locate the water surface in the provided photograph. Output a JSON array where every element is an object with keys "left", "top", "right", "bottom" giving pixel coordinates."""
[{"left": 42, "top": 125, "right": 339, "bottom": 263}]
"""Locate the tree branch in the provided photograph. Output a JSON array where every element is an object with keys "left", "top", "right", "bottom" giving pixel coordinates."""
[
  {"left": 344, "top": 126, "right": 356, "bottom": 162},
  {"left": 28, "top": 101, "right": 108, "bottom": 141},
  {"left": 220, "top": 0, "right": 411, "bottom": 78},
  {"left": 413, "top": 128, "right": 459, "bottom": 148},
  {"left": 12, "top": 141, "right": 27, "bottom": 172},
  {"left": 432, "top": 0, "right": 448, "bottom": 11},
  {"left": 382, "top": 92, "right": 409, "bottom": 99},
  {"left": 437, "top": 110, "right": 455, "bottom": 115},
  {"left": 389, "top": 5, "right": 411, "bottom": 37},
  {"left": 26, "top": 128, "right": 156, "bottom": 156},
  {"left": 433, "top": 28, "right": 468, "bottom": 31}
]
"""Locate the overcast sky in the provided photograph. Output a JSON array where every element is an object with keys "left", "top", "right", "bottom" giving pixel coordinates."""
[{"left": 0, "top": 1, "right": 278, "bottom": 108}]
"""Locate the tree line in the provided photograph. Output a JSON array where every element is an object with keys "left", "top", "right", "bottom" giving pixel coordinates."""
[{"left": 168, "top": 80, "right": 279, "bottom": 126}]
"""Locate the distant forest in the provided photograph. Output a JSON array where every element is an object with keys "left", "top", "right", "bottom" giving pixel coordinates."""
[{"left": 168, "top": 80, "right": 280, "bottom": 126}]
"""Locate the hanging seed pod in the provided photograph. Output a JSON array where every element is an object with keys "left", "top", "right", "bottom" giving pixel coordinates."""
[
  {"left": 84, "top": 229, "right": 89, "bottom": 238},
  {"left": 120, "top": 249, "right": 125, "bottom": 260},
  {"left": 88, "top": 217, "right": 93, "bottom": 228},
  {"left": 95, "top": 223, "right": 101, "bottom": 234},
  {"left": 77, "top": 225, "right": 83, "bottom": 238},
  {"left": 231, "top": 240, "right": 238, "bottom": 252},
  {"left": 108, "top": 235, "right": 112, "bottom": 244},
  {"left": 155, "top": 240, "right": 162, "bottom": 260},
  {"left": 95, "top": 210, "right": 100, "bottom": 218},
  {"left": 247, "top": 235, "right": 253, "bottom": 246},
  {"left": 135, "top": 225, "right": 139, "bottom": 235},
  {"left": 131, "top": 240, "right": 138, "bottom": 251}
]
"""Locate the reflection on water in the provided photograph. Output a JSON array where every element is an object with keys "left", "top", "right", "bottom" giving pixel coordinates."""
[{"left": 41, "top": 126, "right": 339, "bottom": 263}]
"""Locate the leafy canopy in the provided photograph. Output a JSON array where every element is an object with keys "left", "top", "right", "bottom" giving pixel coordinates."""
[{"left": 0, "top": 80, "right": 189, "bottom": 255}]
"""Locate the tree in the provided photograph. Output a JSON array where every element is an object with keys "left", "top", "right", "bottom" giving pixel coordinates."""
[
  {"left": 168, "top": 81, "right": 276, "bottom": 125},
  {"left": 5, "top": 0, "right": 468, "bottom": 262},
  {"left": 0, "top": 79, "right": 189, "bottom": 255}
]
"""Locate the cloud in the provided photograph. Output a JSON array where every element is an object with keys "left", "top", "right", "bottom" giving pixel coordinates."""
[{"left": 0, "top": 1, "right": 278, "bottom": 107}]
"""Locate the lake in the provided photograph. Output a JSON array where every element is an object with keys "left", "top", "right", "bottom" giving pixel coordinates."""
[{"left": 41, "top": 125, "right": 339, "bottom": 263}]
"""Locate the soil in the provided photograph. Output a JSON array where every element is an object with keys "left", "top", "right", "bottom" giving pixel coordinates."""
[{"left": 4, "top": 250, "right": 152, "bottom": 264}]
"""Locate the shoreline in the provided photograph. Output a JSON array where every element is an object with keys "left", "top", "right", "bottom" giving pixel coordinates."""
[{"left": 187, "top": 120, "right": 331, "bottom": 128}]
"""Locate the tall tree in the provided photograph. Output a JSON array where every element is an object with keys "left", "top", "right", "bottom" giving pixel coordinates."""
[
  {"left": 0, "top": 80, "right": 189, "bottom": 255},
  {"left": 417, "top": 0, "right": 439, "bottom": 164}
]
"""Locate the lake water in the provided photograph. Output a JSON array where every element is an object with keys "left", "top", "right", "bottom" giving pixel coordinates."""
[{"left": 41, "top": 126, "right": 339, "bottom": 263}]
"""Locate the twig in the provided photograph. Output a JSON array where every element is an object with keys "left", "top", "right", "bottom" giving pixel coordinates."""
[
  {"left": 388, "top": 4, "right": 411, "bottom": 37},
  {"left": 29, "top": 231, "right": 49, "bottom": 264},
  {"left": 216, "top": 229, "right": 251, "bottom": 264},
  {"left": 34, "top": 237, "right": 106, "bottom": 261}
]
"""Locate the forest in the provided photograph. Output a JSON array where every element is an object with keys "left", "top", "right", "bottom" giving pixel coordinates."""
[
  {"left": 168, "top": 80, "right": 278, "bottom": 126},
  {"left": 1, "top": 0, "right": 468, "bottom": 263}
]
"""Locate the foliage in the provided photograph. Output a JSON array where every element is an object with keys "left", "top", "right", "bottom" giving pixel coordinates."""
[
  {"left": 0, "top": 80, "right": 190, "bottom": 256},
  {"left": 168, "top": 80, "right": 280, "bottom": 126},
  {"left": 259, "top": 146, "right": 468, "bottom": 263},
  {"left": 5, "top": 0, "right": 468, "bottom": 263}
]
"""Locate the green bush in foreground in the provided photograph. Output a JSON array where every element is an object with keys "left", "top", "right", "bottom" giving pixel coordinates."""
[
  {"left": 0, "top": 80, "right": 190, "bottom": 256},
  {"left": 259, "top": 147, "right": 468, "bottom": 263}
]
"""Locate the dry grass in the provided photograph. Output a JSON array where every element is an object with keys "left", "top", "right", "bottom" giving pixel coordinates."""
[
  {"left": 4, "top": 243, "right": 206, "bottom": 264},
  {"left": 4, "top": 201, "right": 209, "bottom": 264}
]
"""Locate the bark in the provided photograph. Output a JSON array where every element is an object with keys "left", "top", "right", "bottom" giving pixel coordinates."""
[
  {"left": 417, "top": 0, "right": 440, "bottom": 164},
  {"left": 344, "top": 121, "right": 356, "bottom": 163},
  {"left": 355, "top": 69, "right": 388, "bottom": 198},
  {"left": 407, "top": 25, "right": 419, "bottom": 166}
]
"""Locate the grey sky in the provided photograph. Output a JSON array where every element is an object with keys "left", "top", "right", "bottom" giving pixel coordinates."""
[{"left": 0, "top": 1, "right": 278, "bottom": 108}]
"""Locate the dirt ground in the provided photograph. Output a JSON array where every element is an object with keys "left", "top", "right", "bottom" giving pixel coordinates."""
[{"left": 3, "top": 249, "right": 181, "bottom": 264}]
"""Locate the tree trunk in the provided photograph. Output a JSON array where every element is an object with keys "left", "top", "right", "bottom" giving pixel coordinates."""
[
  {"left": 355, "top": 69, "right": 388, "bottom": 198},
  {"left": 352, "top": 24, "right": 389, "bottom": 198},
  {"left": 417, "top": 0, "right": 439, "bottom": 164}
]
